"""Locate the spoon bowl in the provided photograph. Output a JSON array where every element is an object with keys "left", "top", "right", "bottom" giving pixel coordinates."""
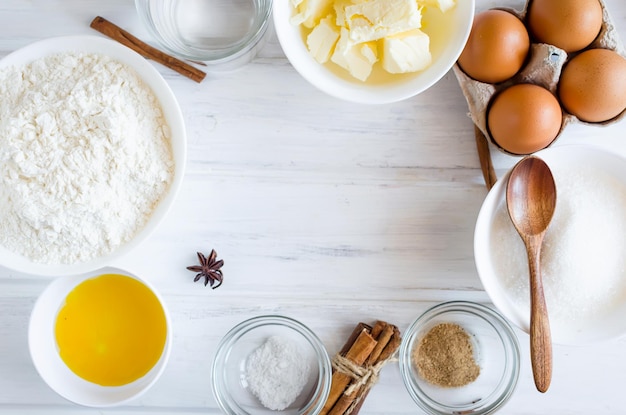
[{"left": 506, "top": 156, "right": 556, "bottom": 393}]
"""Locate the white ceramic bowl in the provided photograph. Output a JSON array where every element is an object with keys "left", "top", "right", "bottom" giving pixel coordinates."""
[
  {"left": 28, "top": 267, "right": 172, "bottom": 407},
  {"left": 273, "top": 1, "right": 475, "bottom": 104},
  {"left": 0, "top": 35, "right": 186, "bottom": 276},
  {"left": 475, "top": 144, "right": 626, "bottom": 345}
]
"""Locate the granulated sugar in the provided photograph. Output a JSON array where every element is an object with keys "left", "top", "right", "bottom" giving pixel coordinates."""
[
  {"left": 491, "top": 163, "right": 626, "bottom": 325},
  {"left": 0, "top": 52, "right": 174, "bottom": 264}
]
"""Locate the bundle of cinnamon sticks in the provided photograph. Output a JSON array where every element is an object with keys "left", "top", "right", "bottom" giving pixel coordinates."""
[{"left": 320, "top": 320, "right": 402, "bottom": 415}]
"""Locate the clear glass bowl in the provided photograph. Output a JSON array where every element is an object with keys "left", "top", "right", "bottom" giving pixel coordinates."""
[
  {"left": 399, "top": 301, "right": 520, "bottom": 415},
  {"left": 135, "top": 0, "right": 272, "bottom": 69},
  {"left": 212, "top": 315, "right": 332, "bottom": 415}
]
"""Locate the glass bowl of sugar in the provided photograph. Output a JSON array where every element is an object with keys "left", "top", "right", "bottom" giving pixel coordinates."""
[
  {"left": 212, "top": 315, "right": 332, "bottom": 415},
  {"left": 399, "top": 301, "right": 520, "bottom": 415},
  {"left": 475, "top": 144, "right": 626, "bottom": 345}
]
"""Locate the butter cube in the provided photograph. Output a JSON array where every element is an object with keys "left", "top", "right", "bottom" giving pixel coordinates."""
[
  {"left": 418, "top": 0, "right": 456, "bottom": 13},
  {"left": 360, "top": 42, "right": 378, "bottom": 63},
  {"left": 307, "top": 15, "right": 340, "bottom": 63},
  {"left": 382, "top": 28, "right": 432, "bottom": 73},
  {"left": 333, "top": 0, "right": 358, "bottom": 27},
  {"left": 345, "top": 0, "right": 422, "bottom": 43},
  {"left": 290, "top": 0, "right": 334, "bottom": 28},
  {"left": 331, "top": 27, "right": 378, "bottom": 81}
]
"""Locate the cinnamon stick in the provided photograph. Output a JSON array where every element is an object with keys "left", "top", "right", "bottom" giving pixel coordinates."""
[
  {"left": 321, "top": 328, "right": 377, "bottom": 415},
  {"left": 90, "top": 16, "right": 206, "bottom": 83},
  {"left": 377, "top": 325, "right": 402, "bottom": 363},
  {"left": 349, "top": 325, "right": 402, "bottom": 415},
  {"left": 365, "top": 323, "right": 395, "bottom": 365},
  {"left": 339, "top": 323, "right": 371, "bottom": 356},
  {"left": 329, "top": 323, "right": 401, "bottom": 415},
  {"left": 474, "top": 125, "right": 498, "bottom": 190},
  {"left": 369, "top": 320, "right": 386, "bottom": 340}
]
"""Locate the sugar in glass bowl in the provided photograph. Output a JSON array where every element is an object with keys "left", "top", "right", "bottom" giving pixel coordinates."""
[
  {"left": 273, "top": 0, "right": 474, "bottom": 104},
  {"left": 399, "top": 301, "right": 520, "bottom": 415},
  {"left": 135, "top": 0, "right": 272, "bottom": 69},
  {"left": 212, "top": 315, "right": 332, "bottom": 415}
]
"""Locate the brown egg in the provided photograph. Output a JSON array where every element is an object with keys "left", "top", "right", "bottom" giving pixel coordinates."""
[
  {"left": 488, "top": 84, "right": 562, "bottom": 155},
  {"left": 527, "top": 0, "right": 603, "bottom": 53},
  {"left": 558, "top": 49, "right": 626, "bottom": 123},
  {"left": 458, "top": 10, "right": 530, "bottom": 84}
]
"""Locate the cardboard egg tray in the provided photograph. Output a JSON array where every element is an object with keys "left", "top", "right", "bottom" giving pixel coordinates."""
[{"left": 453, "top": 0, "right": 626, "bottom": 162}]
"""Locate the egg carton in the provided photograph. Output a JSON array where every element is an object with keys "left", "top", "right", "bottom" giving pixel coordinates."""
[{"left": 453, "top": 0, "right": 626, "bottom": 158}]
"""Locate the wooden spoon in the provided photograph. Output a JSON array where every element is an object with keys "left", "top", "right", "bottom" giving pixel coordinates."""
[{"left": 506, "top": 156, "right": 556, "bottom": 393}]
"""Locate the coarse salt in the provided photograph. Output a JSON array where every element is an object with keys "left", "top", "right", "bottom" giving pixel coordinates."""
[{"left": 245, "top": 335, "right": 310, "bottom": 411}]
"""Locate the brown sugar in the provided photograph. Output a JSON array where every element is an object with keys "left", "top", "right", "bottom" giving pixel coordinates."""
[{"left": 413, "top": 322, "right": 480, "bottom": 387}]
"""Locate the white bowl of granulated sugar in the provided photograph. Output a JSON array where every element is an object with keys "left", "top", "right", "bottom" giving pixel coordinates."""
[
  {"left": 212, "top": 315, "right": 332, "bottom": 415},
  {"left": 475, "top": 144, "right": 626, "bottom": 345},
  {"left": 0, "top": 35, "right": 186, "bottom": 276}
]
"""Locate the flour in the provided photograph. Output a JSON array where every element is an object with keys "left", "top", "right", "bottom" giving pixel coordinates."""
[
  {"left": 0, "top": 52, "right": 174, "bottom": 264},
  {"left": 245, "top": 335, "right": 310, "bottom": 410}
]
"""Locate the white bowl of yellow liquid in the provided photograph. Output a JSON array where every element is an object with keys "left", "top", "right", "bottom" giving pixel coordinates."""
[{"left": 28, "top": 268, "right": 172, "bottom": 407}]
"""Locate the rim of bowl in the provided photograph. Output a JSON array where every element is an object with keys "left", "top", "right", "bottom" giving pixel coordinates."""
[
  {"left": 135, "top": 0, "right": 273, "bottom": 63},
  {"left": 0, "top": 35, "right": 186, "bottom": 277},
  {"left": 273, "top": 1, "right": 475, "bottom": 104},
  {"left": 212, "top": 314, "right": 332, "bottom": 415},
  {"left": 399, "top": 301, "right": 520, "bottom": 415},
  {"left": 28, "top": 266, "right": 173, "bottom": 407}
]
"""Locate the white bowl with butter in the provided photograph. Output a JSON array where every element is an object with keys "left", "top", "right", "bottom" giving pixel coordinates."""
[{"left": 274, "top": 0, "right": 475, "bottom": 104}]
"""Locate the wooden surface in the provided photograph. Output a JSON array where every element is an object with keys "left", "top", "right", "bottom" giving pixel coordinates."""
[{"left": 1, "top": 1, "right": 625, "bottom": 414}]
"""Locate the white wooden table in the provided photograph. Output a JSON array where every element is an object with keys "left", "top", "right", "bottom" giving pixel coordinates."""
[{"left": 1, "top": 1, "right": 625, "bottom": 414}]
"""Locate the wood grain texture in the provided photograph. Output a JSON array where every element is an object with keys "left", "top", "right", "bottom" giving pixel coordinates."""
[{"left": 0, "top": 1, "right": 625, "bottom": 414}]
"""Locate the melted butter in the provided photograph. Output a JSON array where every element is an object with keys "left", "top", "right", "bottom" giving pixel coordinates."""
[
  {"left": 55, "top": 273, "right": 167, "bottom": 386},
  {"left": 300, "top": 5, "right": 454, "bottom": 85}
]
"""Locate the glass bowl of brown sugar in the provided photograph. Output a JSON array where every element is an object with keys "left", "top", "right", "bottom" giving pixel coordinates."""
[{"left": 399, "top": 301, "right": 520, "bottom": 415}]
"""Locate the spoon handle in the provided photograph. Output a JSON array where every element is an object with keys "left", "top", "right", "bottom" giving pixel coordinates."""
[{"left": 527, "top": 236, "right": 552, "bottom": 393}]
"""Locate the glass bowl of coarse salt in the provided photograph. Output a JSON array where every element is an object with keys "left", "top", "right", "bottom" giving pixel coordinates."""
[
  {"left": 399, "top": 301, "right": 520, "bottom": 415},
  {"left": 212, "top": 315, "right": 332, "bottom": 415},
  {"left": 475, "top": 144, "right": 626, "bottom": 345}
]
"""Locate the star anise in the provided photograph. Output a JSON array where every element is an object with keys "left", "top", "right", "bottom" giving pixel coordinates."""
[{"left": 186, "top": 250, "right": 224, "bottom": 289}]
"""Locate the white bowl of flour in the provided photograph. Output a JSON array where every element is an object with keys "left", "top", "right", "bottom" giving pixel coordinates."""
[
  {"left": 0, "top": 35, "right": 186, "bottom": 276},
  {"left": 475, "top": 144, "right": 626, "bottom": 345}
]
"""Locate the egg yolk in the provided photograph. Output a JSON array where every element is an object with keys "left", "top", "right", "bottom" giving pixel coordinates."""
[{"left": 55, "top": 273, "right": 167, "bottom": 387}]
